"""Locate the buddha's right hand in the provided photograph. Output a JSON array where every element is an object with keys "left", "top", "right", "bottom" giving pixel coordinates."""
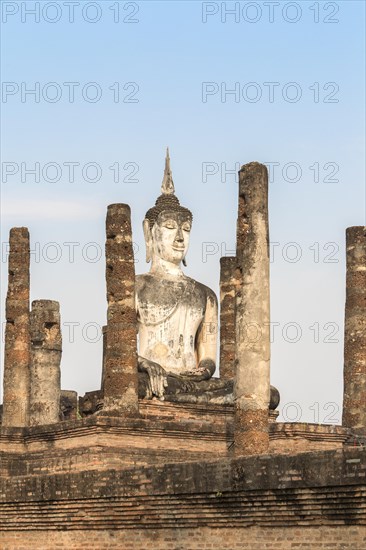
[{"left": 138, "top": 357, "right": 168, "bottom": 399}]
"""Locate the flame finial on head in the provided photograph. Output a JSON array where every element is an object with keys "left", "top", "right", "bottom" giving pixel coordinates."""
[
  {"left": 161, "top": 147, "right": 175, "bottom": 195},
  {"left": 144, "top": 148, "right": 193, "bottom": 230}
]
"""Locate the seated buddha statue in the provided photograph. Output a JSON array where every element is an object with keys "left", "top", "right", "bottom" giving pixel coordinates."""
[{"left": 136, "top": 149, "right": 231, "bottom": 402}]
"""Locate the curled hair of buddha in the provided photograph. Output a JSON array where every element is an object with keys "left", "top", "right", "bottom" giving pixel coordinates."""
[{"left": 145, "top": 195, "right": 193, "bottom": 229}]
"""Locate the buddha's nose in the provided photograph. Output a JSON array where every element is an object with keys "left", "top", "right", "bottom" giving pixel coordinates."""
[{"left": 175, "top": 228, "right": 184, "bottom": 242}]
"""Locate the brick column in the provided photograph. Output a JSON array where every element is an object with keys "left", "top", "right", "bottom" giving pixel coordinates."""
[
  {"left": 234, "top": 162, "right": 270, "bottom": 456},
  {"left": 100, "top": 325, "right": 107, "bottom": 394},
  {"left": 2, "top": 227, "right": 31, "bottom": 427},
  {"left": 342, "top": 226, "right": 366, "bottom": 429},
  {"left": 101, "top": 204, "right": 139, "bottom": 417},
  {"left": 219, "top": 256, "right": 240, "bottom": 379},
  {"left": 29, "top": 300, "right": 62, "bottom": 426}
]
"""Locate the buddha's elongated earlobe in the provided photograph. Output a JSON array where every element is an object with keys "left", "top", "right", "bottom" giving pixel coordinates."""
[{"left": 143, "top": 219, "right": 152, "bottom": 263}]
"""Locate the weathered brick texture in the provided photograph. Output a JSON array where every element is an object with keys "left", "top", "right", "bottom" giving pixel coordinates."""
[
  {"left": 1, "top": 526, "right": 365, "bottom": 550},
  {"left": 102, "top": 203, "right": 139, "bottom": 417},
  {"left": 2, "top": 227, "right": 31, "bottom": 427},
  {"left": 0, "top": 448, "right": 365, "bottom": 516},
  {"left": 219, "top": 256, "right": 240, "bottom": 380},
  {"left": 343, "top": 226, "right": 366, "bottom": 429},
  {"left": 29, "top": 300, "right": 62, "bottom": 426},
  {"left": 0, "top": 448, "right": 365, "bottom": 548},
  {"left": 235, "top": 163, "right": 271, "bottom": 455}
]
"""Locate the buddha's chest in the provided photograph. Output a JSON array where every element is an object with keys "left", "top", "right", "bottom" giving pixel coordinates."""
[{"left": 136, "top": 278, "right": 206, "bottom": 328}]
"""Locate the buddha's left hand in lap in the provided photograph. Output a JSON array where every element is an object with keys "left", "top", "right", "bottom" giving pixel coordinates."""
[{"left": 180, "top": 359, "right": 216, "bottom": 382}]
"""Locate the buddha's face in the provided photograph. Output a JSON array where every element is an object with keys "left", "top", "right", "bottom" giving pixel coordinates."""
[{"left": 151, "top": 210, "right": 191, "bottom": 265}]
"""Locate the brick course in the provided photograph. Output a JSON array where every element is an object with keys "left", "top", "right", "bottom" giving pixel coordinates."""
[
  {"left": 0, "top": 447, "right": 365, "bottom": 550},
  {"left": 1, "top": 526, "right": 365, "bottom": 550}
]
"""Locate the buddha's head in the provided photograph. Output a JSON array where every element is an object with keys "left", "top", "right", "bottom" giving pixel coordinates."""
[{"left": 143, "top": 149, "right": 193, "bottom": 266}]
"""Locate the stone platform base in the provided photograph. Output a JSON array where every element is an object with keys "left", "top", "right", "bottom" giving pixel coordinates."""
[
  {"left": 0, "top": 400, "right": 354, "bottom": 476},
  {"left": 0, "top": 448, "right": 365, "bottom": 549}
]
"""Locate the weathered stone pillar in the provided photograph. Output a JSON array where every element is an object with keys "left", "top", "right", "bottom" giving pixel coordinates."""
[
  {"left": 2, "top": 227, "right": 31, "bottom": 427},
  {"left": 100, "top": 325, "right": 107, "bottom": 393},
  {"left": 234, "top": 162, "right": 270, "bottom": 456},
  {"left": 29, "top": 300, "right": 62, "bottom": 426},
  {"left": 220, "top": 256, "right": 240, "bottom": 379},
  {"left": 101, "top": 204, "right": 139, "bottom": 417},
  {"left": 342, "top": 226, "right": 366, "bottom": 429}
]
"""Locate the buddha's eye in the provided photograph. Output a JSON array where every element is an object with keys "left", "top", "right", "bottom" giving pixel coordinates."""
[
  {"left": 163, "top": 220, "right": 177, "bottom": 229},
  {"left": 182, "top": 223, "right": 191, "bottom": 232}
]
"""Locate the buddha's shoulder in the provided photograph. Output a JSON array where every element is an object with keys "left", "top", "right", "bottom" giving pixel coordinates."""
[
  {"left": 135, "top": 272, "right": 149, "bottom": 286},
  {"left": 185, "top": 276, "right": 218, "bottom": 306},
  {"left": 135, "top": 273, "right": 154, "bottom": 294}
]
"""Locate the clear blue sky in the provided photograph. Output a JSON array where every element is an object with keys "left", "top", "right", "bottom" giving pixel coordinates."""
[{"left": 1, "top": 0, "right": 365, "bottom": 422}]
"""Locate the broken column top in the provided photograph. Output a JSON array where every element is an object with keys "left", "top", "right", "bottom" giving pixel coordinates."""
[
  {"left": 238, "top": 162, "right": 269, "bottom": 197},
  {"left": 237, "top": 161, "right": 269, "bottom": 261},
  {"left": 9, "top": 226, "right": 29, "bottom": 238},
  {"left": 106, "top": 204, "right": 133, "bottom": 242},
  {"left": 345, "top": 226, "right": 366, "bottom": 273},
  {"left": 107, "top": 203, "right": 131, "bottom": 212},
  {"left": 346, "top": 226, "right": 366, "bottom": 241}
]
